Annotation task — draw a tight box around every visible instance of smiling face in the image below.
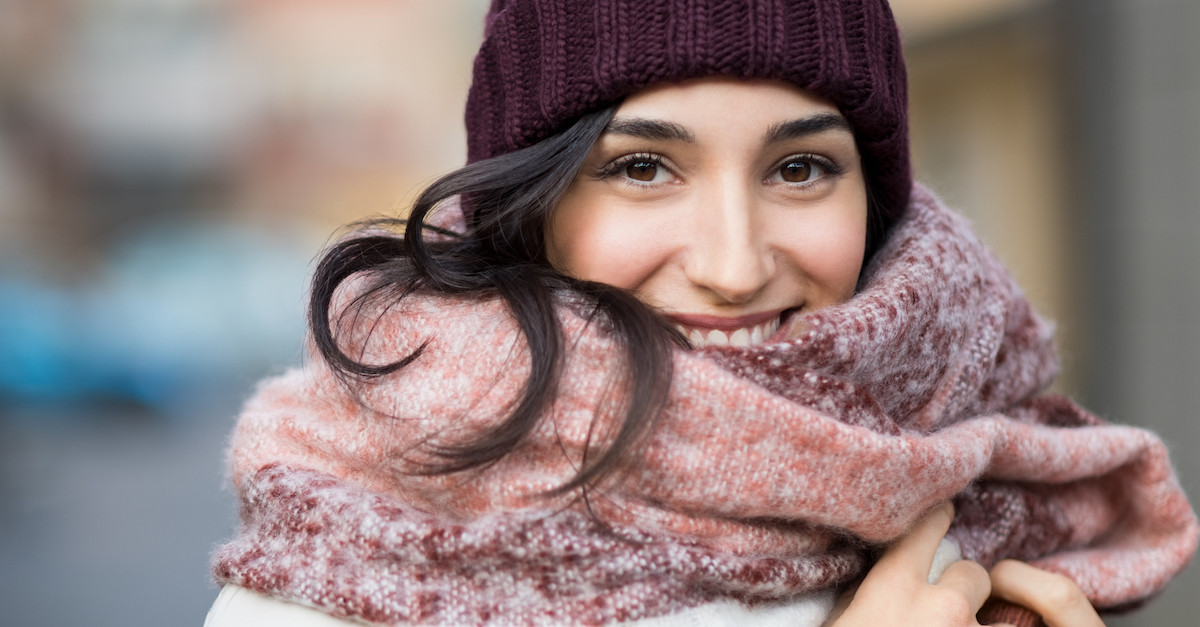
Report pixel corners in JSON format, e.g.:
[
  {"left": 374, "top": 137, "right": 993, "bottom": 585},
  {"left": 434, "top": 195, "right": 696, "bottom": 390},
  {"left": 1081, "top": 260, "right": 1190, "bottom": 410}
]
[{"left": 545, "top": 77, "right": 868, "bottom": 348}]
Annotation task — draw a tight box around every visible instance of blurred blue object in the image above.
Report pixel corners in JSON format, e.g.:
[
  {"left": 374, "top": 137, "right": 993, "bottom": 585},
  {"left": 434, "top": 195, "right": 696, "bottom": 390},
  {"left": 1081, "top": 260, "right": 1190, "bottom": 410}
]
[
  {"left": 0, "top": 219, "right": 312, "bottom": 415},
  {"left": 0, "top": 280, "right": 83, "bottom": 402}
]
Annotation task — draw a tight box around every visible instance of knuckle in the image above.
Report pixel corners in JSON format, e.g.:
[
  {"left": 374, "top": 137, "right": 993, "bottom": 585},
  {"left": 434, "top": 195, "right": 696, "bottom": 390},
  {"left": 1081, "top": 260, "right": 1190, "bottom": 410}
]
[
  {"left": 990, "top": 559, "right": 1021, "bottom": 580},
  {"left": 958, "top": 559, "right": 990, "bottom": 582},
  {"left": 927, "top": 588, "right": 975, "bottom": 624},
  {"left": 1041, "top": 573, "right": 1088, "bottom": 610}
]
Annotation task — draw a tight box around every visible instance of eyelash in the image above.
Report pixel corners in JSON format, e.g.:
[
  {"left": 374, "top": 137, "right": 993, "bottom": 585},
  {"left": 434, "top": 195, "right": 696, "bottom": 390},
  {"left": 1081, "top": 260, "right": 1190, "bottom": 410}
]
[
  {"left": 594, "top": 152, "right": 847, "bottom": 187},
  {"left": 768, "top": 153, "right": 846, "bottom": 186},
  {"left": 596, "top": 152, "right": 669, "bottom": 184}
]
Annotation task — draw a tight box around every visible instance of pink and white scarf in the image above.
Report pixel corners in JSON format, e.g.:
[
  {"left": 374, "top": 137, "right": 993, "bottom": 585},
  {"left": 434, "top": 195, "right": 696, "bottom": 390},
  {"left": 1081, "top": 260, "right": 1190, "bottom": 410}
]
[{"left": 213, "top": 185, "right": 1197, "bottom": 625}]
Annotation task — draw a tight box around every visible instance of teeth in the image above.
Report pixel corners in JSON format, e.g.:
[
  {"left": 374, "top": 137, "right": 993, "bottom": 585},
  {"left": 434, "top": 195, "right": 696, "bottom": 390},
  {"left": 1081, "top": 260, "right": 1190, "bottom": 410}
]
[{"left": 677, "top": 317, "right": 782, "bottom": 348}]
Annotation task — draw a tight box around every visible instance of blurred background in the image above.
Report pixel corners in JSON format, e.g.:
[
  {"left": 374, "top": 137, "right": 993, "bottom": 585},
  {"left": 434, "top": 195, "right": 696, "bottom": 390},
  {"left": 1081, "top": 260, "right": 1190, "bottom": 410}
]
[{"left": 0, "top": 0, "right": 1195, "bottom": 624}]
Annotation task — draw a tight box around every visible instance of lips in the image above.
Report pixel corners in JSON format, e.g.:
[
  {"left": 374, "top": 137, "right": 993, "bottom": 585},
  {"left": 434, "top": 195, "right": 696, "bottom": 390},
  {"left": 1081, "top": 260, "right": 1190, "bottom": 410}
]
[{"left": 670, "top": 315, "right": 783, "bottom": 347}]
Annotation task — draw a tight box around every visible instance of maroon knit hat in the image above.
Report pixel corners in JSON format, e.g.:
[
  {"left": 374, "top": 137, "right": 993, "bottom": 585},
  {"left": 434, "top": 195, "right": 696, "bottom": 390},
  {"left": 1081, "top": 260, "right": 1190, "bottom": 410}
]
[{"left": 464, "top": 0, "right": 911, "bottom": 219}]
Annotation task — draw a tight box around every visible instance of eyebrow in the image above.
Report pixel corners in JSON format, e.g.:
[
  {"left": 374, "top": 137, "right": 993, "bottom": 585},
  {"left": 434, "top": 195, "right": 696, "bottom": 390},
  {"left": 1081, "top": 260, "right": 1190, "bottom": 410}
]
[
  {"left": 602, "top": 117, "right": 697, "bottom": 142},
  {"left": 603, "top": 112, "right": 852, "bottom": 145},
  {"left": 763, "top": 113, "right": 852, "bottom": 144}
]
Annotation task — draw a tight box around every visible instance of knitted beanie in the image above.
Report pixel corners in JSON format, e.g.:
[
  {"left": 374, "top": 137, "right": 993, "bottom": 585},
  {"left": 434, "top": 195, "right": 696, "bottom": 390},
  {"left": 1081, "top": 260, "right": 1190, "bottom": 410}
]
[{"left": 464, "top": 0, "right": 911, "bottom": 219}]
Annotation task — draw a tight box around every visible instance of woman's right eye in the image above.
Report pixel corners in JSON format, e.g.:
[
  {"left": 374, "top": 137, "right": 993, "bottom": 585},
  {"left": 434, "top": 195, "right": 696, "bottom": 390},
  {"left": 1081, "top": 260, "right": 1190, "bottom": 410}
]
[
  {"left": 598, "top": 153, "right": 675, "bottom": 185},
  {"left": 624, "top": 160, "right": 660, "bottom": 181}
]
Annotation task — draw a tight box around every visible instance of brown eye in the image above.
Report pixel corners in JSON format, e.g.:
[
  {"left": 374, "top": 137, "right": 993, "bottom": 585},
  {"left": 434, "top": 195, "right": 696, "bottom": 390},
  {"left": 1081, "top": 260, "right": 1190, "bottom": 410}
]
[
  {"left": 626, "top": 161, "right": 658, "bottom": 181},
  {"left": 780, "top": 160, "right": 813, "bottom": 183},
  {"left": 600, "top": 153, "right": 674, "bottom": 185}
]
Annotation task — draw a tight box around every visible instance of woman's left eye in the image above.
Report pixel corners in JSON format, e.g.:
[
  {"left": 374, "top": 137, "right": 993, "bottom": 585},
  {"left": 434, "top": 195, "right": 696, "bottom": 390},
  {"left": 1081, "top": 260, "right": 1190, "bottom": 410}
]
[
  {"left": 769, "top": 155, "right": 840, "bottom": 185},
  {"left": 780, "top": 160, "right": 816, "bottom": 182}
]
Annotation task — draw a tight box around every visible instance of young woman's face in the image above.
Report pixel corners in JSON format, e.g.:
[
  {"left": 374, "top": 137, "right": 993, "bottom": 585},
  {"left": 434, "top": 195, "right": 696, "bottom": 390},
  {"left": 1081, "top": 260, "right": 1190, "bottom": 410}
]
[{"left": 546, "top": 77, "right": 868, "bottom": 347}]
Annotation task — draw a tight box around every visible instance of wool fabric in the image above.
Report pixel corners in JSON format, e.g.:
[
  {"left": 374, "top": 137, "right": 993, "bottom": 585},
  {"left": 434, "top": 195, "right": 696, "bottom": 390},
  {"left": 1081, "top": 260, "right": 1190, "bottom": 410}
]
[
  {"left": 464, "top": 0, "right": 912, "bottom": 219},
  {"left": 213, "top": 186, "right": 1197, "bottom": 626}
]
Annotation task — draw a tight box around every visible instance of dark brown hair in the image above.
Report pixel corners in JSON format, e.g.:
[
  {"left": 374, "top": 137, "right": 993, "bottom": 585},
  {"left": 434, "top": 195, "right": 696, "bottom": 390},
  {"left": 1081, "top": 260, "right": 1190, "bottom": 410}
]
[{"left": 310, "top": 106, "right": 685, "bottom": 492}]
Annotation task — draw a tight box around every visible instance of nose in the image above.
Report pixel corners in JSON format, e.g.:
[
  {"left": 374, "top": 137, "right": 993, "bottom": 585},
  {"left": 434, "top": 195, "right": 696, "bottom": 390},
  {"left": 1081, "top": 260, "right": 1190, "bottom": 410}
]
[{"left": 683, "top": 183, "right": 774, "bottom": 304}]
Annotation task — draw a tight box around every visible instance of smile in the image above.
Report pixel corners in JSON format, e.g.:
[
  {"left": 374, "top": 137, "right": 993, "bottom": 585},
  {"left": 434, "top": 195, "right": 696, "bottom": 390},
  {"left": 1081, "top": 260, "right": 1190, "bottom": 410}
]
[{"left": 671, "top": 316, "right": 782, "bottom": 347}]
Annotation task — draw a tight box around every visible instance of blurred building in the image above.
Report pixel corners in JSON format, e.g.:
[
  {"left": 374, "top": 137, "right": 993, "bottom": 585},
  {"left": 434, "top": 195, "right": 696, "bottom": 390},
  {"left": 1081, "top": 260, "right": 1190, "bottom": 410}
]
[
  {"left": 230, "top": 0, "right": 485, "bottom": 225},
  {"left": 0, "top": 0, "right": 488, "bottom": 410}
]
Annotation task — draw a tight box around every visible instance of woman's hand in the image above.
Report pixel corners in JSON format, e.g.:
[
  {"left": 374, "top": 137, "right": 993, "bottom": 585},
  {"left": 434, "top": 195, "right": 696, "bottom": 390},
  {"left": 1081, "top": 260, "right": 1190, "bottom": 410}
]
[
  {"left": 989, "top": 560, "right": 1106, "bottom": 627},
  {"left": 825, "top": 503, "right": 995, "bottom": 626},
  {"left": 824, "top": 502, "right": 1107, "bottom": 627}
]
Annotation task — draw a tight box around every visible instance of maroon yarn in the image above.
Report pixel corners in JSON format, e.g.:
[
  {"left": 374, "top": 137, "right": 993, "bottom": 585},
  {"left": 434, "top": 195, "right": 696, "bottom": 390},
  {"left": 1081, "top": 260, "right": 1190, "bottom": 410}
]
[{"left": 464, "top": 0, "right": 912, "bottom": 219}]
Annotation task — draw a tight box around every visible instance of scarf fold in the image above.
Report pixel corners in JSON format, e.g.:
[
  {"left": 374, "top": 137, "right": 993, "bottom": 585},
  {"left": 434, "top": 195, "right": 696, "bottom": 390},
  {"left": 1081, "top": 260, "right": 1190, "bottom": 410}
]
[{"left": 213, "top": 185, "right": 1197, "bottom": 625}]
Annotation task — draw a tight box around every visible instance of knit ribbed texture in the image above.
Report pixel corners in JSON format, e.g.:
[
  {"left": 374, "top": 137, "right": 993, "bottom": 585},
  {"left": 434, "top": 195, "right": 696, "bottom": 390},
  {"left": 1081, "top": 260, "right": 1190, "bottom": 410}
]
[
  {"left": 977, "top": 600, "right": 1045, "bottom": 627},
  {"left": 464, "top": 0, "right": 911, "bottom": 219},
  {"left": 212, "top": 186, "right": 1198, "bottom": 625}
]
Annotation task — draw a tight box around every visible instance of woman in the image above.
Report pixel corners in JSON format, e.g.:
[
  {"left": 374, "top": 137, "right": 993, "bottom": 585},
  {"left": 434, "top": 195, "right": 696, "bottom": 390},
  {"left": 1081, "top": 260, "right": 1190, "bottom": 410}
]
[{"left": 208, "top": 1, "right": 1198, "bottom": 625}]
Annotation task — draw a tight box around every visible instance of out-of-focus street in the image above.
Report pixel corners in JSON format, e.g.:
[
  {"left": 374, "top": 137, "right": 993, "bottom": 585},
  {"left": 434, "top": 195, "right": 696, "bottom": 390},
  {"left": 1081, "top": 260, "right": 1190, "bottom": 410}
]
[{"left": 1, "top": 400, "right": 238, "bottom": 624}]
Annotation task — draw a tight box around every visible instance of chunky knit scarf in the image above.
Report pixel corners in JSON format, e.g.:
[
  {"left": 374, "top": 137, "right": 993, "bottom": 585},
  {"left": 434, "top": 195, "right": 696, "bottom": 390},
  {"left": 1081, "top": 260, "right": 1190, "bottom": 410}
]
[{"left": 213, "top": 185, "right": 1197, "bottom": 626}]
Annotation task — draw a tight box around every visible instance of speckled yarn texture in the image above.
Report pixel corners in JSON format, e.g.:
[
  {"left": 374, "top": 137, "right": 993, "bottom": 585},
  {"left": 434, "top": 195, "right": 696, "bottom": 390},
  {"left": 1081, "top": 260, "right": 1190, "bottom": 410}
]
[{"left": 213, "top": 185, "right": 1197, "bottom": 626}]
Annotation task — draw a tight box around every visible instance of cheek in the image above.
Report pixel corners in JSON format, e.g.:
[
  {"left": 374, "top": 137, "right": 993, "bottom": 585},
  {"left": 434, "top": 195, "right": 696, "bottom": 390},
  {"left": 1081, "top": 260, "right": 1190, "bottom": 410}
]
[
  {"left": 780, "top": 204, "right": 867, "bottom": 306},
  {"left": 546, "top": 199, "right": 666, "bottom": 290},
  {"left": 819, "top": 225, "right": 867, "bottom": 299}
]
